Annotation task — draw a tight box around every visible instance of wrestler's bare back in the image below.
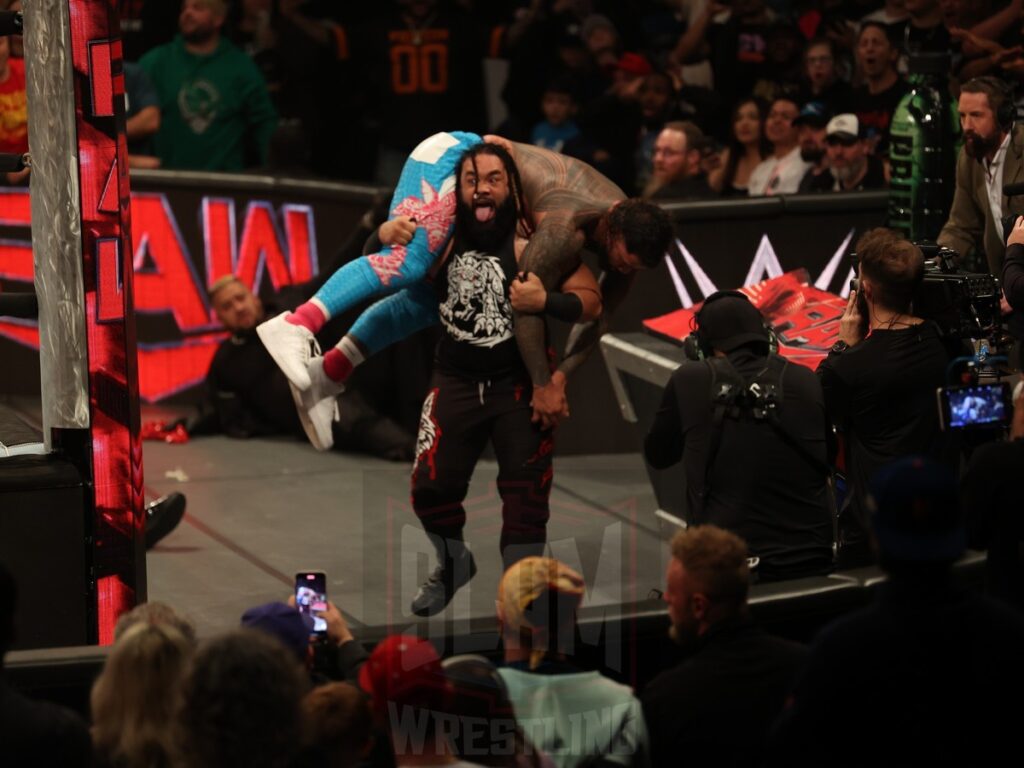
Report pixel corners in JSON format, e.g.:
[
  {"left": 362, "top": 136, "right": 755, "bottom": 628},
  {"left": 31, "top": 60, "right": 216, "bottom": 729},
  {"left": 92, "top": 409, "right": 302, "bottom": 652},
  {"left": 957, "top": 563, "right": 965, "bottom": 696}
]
[{"left": 495, "top": 139, "right": 626, "bottom": 229}]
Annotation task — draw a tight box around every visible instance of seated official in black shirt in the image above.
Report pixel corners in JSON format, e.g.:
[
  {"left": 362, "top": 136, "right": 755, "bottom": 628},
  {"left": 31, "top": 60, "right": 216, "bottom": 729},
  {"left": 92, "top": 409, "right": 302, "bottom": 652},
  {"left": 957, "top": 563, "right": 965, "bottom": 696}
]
[
  {"left": 818, "top": 229, "right": 957, "bottom": 564},
  {"left": 645, "top": 291, "right": 834, "bottom": 581},
  {"left": 202, "top": 276, "right": 416, "bottom": 460}
]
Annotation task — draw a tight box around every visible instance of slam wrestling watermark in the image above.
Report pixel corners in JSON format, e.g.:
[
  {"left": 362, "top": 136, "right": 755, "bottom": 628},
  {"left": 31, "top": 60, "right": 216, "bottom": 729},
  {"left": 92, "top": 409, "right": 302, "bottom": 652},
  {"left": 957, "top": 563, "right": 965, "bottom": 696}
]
[
  {"left": 385, "top": 701, "right": 647, "bottom": 760},
  {"left": 356, "top": 469, "right": 645, "bottom": 678}
]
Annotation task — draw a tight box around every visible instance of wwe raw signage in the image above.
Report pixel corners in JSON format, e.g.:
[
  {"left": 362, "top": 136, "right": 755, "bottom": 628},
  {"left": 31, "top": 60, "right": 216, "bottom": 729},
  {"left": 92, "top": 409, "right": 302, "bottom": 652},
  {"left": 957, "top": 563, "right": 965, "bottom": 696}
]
[{"left": 0, "top": 185, "right": 322, "bottom": 401}]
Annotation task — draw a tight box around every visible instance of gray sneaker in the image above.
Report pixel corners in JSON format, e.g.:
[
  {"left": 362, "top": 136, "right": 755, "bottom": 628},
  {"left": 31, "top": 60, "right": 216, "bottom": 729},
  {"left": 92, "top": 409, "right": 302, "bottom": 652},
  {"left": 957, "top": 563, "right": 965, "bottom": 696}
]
[{"left": 410, "top": 549, "right": 477, "bottom": 617}]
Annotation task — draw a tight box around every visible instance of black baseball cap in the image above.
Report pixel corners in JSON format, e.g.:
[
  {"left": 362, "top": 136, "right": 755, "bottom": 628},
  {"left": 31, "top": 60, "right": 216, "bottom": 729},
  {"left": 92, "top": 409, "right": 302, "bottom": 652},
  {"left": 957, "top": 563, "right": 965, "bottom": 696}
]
[
  {"left": 697, "top": 292, "right": 770, "bottom": 352},
  {"left": 793, "top": 101, "right": 830, "bottom": 128}
]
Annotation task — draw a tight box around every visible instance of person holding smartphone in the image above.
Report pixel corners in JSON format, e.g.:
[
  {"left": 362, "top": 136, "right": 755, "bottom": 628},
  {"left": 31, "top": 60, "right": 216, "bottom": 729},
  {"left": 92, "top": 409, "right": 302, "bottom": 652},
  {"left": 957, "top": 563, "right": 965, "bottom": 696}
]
[
  {"left": 816, "top": 228, "right": 958, "bottom": 566},
  {"left": 243, "top": 589, "right": 367, "bottom": 685}
]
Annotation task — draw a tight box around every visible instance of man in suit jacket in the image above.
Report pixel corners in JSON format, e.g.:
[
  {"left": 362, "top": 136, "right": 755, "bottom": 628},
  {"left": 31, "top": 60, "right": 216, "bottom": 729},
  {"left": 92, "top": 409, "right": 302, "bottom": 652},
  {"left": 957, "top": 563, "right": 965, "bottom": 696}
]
[{"left": 939, "top": 77, "right": 1024, "bottom": 282}]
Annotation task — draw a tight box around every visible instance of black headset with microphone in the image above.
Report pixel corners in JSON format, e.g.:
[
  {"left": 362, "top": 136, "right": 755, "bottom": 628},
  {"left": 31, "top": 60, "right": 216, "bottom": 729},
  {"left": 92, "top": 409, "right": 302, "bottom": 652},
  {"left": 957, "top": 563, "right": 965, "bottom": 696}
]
[{"left": 681, "top": 290, "right": 779, "bottom": 361}]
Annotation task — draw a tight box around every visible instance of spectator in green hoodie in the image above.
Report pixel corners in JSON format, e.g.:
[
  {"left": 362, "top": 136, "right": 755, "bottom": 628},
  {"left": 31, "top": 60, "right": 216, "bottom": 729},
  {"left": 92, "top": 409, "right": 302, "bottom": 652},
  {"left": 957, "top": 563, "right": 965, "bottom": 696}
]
[{"left": 140, "top": 0, "right": 277, "bottom": 172}]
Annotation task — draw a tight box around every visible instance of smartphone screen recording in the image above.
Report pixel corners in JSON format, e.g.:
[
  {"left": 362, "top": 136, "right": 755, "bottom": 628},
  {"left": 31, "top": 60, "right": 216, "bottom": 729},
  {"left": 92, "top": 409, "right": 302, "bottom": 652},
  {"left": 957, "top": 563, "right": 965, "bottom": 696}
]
[{"left": 295, "top": 571, "right": 327, "bottom": 634}]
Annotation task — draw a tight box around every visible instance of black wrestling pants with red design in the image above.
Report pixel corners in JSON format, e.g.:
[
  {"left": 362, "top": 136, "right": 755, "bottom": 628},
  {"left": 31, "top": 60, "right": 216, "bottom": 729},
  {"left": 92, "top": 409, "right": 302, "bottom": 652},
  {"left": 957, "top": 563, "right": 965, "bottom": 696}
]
[{"left": 412, "top": 368, "right": 553, "bottom": 571}]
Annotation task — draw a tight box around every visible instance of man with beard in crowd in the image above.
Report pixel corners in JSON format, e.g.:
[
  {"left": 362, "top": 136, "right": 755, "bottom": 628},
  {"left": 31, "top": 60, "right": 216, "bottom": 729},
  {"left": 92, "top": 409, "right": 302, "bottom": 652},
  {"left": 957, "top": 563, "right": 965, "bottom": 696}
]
[
  {"left": 645, "top": 121, "right": 713, "bottom": 200},
  {"left": 823, "top": 115, "right": 887, "bottom": 192},
  {"left": 939, "top": 77, "right": 1024, "bottom": 278},
  {"left": 641, "top": 526, "right": 806, "bottom": 767},
  {"left": 403, "top": 144, "right": 603, "bottom": 616},
  {"left": 139, "top": 0, "right": 277, "bottom": 171},
  {"left": 795, "top": 102, "right": 833, "bottom": 193}
]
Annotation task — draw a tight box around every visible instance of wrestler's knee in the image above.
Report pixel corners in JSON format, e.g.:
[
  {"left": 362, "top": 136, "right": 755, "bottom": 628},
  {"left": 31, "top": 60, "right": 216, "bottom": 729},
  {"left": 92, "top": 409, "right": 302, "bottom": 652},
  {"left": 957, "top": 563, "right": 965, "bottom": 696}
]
[{"left": 411, "top": 485, "right": 468, "bottom": 517}]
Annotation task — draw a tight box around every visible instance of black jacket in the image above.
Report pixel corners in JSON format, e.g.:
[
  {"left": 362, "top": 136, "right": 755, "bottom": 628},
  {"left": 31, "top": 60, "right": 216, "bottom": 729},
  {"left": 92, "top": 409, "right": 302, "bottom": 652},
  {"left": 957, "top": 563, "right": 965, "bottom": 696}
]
[{"left": 642, "top": 616, "right": 806, "bottom": 768}]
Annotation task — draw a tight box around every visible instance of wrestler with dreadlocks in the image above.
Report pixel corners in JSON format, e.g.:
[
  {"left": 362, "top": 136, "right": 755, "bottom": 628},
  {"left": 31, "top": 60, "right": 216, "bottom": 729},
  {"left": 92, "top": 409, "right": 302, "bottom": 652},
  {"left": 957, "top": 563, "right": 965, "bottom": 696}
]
[{"left": 395, "top": 142, "right": 604, "bottom": 616}]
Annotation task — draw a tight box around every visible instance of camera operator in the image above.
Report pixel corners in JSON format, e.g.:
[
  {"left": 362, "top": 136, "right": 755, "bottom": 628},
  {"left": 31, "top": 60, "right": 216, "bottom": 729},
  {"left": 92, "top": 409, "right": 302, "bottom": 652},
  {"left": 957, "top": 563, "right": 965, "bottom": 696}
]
[
  {"left": 817, "top": 229, "right": 959, "bottom": 565},
  {"left": 938, "top": 76, "right": 1024, "bottom": 279},
  {"left": 645, "top": 291, "right": 834, "bottom": 581}
]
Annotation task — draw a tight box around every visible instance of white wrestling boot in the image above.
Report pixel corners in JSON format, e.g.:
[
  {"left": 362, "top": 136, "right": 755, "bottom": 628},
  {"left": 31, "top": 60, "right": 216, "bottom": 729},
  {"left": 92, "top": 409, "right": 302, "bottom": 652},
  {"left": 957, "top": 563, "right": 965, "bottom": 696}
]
[
  {"left": 257, "top": 312, "right": 317, "bottom": 391},
  {"left": 289, "top": 357, "right": 345, "bottom": 451}
]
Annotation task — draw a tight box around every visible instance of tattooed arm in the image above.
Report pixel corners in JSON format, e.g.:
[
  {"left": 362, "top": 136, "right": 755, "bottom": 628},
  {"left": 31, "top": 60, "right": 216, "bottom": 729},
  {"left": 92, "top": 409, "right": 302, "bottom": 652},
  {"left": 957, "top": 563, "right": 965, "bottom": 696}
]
[
  {"left": 515, "top": 213, "right": 585, "bottom": 387},
  {"left": 509, "top": 143, "right": 620, "bottom": 355},
  {"left": 486, "top": 137, "right": 625, "bottom": 425},
  {"left": 558, "top": 271, "right": 634, "bottom": 378}
]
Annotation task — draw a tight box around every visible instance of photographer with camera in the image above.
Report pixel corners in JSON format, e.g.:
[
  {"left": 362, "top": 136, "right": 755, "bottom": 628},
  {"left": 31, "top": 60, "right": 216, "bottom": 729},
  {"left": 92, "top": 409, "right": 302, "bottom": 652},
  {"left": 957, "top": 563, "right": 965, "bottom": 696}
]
[
  {"left": 645, "top": 291, "right": 834, "bottom": 582},
  {"left": 817, "top": 229, "right": 958, "bottom": 565},
  {"left": 938, "top": 77, "right": 1024, "bottom": 279}
]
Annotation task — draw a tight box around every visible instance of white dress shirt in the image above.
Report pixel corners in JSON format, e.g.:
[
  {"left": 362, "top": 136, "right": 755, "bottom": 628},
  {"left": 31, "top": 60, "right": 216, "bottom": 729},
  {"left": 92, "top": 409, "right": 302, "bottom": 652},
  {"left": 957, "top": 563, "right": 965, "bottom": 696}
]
[
  {"left": 747, "top": 146, "right": 813, "bottom": 196},
  {"left": 984, "top": 132, "right": 1011, "bottom": 224}
]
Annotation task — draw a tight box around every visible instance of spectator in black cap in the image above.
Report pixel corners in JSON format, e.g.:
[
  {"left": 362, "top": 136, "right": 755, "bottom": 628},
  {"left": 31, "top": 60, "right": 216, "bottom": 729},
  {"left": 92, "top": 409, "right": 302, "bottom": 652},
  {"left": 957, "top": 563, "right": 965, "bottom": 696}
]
[
  {"left": 442, "top": 654, "right": 549, "bottom": 767},
  {"left": 645, "top": 291, "right": 834, "bottom": 581},
  {"left": 795, "top": 102, "right": 834, "bottom": 193},
  {"left": 768, "top": 455, "right": 1024, "bottom": 767},
  {"left": 824, "top": 114, "right": 888, "bottom": 191}
]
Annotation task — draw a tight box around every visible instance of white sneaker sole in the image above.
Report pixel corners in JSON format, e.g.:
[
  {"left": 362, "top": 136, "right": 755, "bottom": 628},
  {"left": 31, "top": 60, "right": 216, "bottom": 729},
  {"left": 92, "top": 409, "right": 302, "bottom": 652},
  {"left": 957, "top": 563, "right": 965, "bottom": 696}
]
[{"left": 289, "top": 381, "right": 336, "bottom": 451}]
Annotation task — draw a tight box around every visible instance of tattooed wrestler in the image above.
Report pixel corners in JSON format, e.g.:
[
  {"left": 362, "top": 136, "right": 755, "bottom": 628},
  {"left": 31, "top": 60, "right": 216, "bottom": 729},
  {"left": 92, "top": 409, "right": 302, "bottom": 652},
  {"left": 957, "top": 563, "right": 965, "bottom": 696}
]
[
  {"left": 482, "top": 137, "right": 673, "bottom": 427},
  {"left": 408, "top": 143, "right": 602, "bottom": 615},
  {"left": 260, "top": 133, "right": 671, "bottom": 446}
]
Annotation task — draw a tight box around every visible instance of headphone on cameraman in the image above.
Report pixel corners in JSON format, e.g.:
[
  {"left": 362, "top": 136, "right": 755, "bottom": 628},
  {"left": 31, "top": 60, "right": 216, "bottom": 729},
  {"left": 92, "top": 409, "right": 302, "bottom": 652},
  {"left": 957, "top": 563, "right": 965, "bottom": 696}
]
[
  {"left": 968, "top": 76, "right": 1015, "bottom": 131},
  {"left": 682, "top": 290, "right": 779, "bottom": 361}
]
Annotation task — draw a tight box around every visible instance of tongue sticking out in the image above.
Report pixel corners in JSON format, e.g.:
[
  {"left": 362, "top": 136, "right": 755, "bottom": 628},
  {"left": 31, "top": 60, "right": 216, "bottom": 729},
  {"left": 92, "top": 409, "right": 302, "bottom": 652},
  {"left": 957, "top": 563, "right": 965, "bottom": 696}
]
[{"left": 475, "top": 205, "right": 495, "bottom": 223}]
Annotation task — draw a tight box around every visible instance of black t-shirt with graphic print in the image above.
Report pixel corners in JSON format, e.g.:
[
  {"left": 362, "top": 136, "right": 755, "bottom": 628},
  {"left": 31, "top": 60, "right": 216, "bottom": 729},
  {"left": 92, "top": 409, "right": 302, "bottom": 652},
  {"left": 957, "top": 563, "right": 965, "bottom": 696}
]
[{"left": 434, "top": 228, "right": 525, "bottom": 380}]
